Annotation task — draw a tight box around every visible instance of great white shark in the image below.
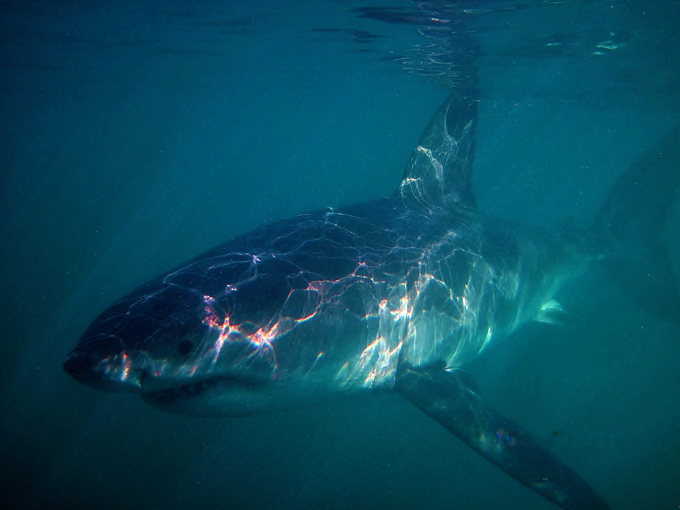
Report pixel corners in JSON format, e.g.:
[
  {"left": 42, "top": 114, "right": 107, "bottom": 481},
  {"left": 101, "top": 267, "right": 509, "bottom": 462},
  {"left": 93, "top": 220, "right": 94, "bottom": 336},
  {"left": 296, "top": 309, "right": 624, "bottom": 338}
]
[{"left": 63, "top": 91, "right": 680, "bottom": 509}]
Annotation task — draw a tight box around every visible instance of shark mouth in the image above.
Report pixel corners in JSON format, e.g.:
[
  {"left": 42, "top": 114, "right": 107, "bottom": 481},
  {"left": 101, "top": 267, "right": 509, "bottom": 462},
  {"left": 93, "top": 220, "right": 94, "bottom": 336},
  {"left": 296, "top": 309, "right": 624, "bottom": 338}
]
[
  {"left": 141, "top": 376, "right": 224, "bottom": 405},
  {"left": 139, "top": 375, "right": 269, "bottom": 416}
]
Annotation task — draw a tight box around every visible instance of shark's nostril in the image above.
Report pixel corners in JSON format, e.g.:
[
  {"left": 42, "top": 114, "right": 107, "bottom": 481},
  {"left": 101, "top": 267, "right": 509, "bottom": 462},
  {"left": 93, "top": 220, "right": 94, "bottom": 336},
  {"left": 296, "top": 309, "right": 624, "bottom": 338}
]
[
  {"left": 62, "top": 349, "right": 143, "bottom": 392},
  {"left": 62, "top": 351, "right": 93, "bottom": 378},
  {"left": 63, "top": 335, "right": 124, "bottom": 384},
  {"left": 63, "top": 333, "right": 143, "bottom": 392}
]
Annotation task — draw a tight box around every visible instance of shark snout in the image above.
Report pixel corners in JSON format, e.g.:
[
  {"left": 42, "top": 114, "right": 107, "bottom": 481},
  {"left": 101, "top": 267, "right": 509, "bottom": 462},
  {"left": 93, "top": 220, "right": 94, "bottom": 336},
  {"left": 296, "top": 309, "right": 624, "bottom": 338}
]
[{"left": 63, "top": 336, "right": 143, "bottom": 392}]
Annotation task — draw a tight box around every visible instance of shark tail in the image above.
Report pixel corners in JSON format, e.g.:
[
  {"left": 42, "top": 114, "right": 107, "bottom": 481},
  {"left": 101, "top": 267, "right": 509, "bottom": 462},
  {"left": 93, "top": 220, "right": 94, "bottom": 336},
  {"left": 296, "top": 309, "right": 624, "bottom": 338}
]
[{"left": 595, "top": 126, "right": 680, "bottom": 326}]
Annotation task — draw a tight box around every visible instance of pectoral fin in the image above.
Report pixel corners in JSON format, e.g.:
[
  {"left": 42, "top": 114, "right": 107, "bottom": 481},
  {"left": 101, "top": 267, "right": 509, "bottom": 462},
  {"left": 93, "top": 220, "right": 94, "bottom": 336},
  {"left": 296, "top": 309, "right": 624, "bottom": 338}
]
[{"left": 395, "top": 364, "right": 610, "bottom": 509}]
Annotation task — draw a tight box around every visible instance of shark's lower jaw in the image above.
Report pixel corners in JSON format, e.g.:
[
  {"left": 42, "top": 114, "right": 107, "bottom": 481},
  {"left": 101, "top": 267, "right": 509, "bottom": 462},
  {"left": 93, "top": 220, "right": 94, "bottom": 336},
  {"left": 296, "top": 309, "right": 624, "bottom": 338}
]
[
  {"left": 140, "top": 376, "right": 272, "bottom": 416},
  {"left": 141, "top": 376, "right": 224, "bottom": 404}
]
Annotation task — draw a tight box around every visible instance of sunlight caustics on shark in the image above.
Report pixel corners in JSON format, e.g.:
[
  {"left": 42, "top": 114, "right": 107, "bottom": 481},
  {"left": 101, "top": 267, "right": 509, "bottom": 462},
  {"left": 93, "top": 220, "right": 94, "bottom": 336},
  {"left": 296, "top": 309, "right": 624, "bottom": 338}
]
[{"left": 63, "top": 90, "right": 680, "bottom": 510}]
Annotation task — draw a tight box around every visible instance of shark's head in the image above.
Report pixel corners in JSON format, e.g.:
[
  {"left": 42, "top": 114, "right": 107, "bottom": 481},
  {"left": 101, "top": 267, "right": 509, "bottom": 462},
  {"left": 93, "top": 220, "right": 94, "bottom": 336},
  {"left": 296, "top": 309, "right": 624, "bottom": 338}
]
[
  {"left": 63, "top": 248, "right": 379, "bottom": 415},
  {"left": 63, "top": 264, "right": 292, "bottom": 415}
]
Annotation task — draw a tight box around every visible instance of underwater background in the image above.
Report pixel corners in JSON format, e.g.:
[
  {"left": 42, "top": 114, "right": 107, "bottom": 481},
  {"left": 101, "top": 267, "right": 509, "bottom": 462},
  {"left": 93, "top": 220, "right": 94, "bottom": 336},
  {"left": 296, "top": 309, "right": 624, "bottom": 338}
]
[{"left": 1, "top": 1, "right": 679, "bottom": 509}]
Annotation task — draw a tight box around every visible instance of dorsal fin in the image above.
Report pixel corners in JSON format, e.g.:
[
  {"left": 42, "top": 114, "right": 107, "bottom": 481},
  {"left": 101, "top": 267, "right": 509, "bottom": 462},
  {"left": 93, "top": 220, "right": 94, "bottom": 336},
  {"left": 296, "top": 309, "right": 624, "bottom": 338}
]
[{"left": 396, "top": 90, "right": 478, "bottom": 210}]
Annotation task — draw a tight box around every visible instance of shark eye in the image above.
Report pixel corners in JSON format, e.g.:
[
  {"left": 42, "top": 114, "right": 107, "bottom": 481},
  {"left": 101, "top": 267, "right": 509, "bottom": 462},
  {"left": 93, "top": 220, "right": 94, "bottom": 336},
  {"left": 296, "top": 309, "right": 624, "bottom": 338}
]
[{"left": 177, "top": 340, "right": 194, "bottom": 356}]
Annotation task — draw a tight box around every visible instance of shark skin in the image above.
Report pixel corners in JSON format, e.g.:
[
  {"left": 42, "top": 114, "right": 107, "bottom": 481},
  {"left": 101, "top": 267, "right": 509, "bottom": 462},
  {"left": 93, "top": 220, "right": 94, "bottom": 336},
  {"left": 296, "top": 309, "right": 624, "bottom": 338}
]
[{"left": 64, "top": 90, "right": 680, "bottom": 509}]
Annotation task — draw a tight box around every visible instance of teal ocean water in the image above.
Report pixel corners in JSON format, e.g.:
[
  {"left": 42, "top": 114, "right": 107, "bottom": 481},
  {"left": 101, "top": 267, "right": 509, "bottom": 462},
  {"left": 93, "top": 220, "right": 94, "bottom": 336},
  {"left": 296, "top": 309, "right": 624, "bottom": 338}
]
[{"left": 1, "top": 1, "right": 679, "bottom": 509}]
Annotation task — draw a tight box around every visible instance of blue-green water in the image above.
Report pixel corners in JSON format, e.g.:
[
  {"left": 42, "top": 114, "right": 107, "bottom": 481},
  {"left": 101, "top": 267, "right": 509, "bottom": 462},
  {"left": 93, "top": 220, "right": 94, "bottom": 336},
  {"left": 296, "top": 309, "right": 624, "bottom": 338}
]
[{"left": 1, "top": 1, "right": 679, "bottom": 509}]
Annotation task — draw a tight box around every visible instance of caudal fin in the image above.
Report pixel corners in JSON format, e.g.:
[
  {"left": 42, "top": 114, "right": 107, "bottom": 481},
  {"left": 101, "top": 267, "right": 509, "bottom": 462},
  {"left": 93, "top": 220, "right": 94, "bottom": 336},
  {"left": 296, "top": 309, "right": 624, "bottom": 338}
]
[{"left": 596, "top": 126, "right": 680, "bottom": 325}]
